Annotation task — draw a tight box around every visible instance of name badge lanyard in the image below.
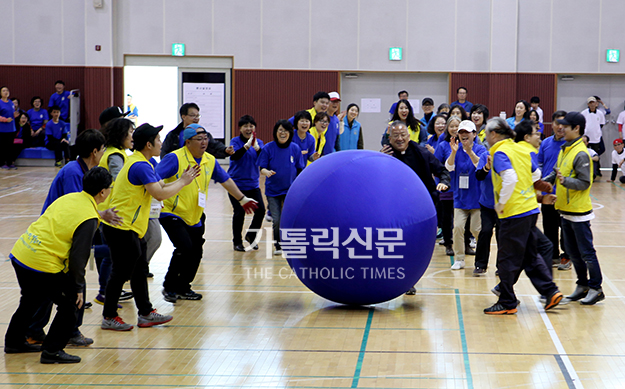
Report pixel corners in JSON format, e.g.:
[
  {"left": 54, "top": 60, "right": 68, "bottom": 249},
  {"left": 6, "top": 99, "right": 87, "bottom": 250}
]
[{"left": 184, "top": 148, "right": 209, "bottom": 208}]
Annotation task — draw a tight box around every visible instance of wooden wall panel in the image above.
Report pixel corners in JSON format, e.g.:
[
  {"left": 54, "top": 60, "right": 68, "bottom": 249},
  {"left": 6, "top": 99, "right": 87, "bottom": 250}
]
[
  {"left": 0, "top": 65, "right": 123, "bottom": 131},
  {"left": 451, "top": 72, "right": 557, "bottom": 136},
  {"left": 233, "top": 70, "right": 340, "bottom": 143}
]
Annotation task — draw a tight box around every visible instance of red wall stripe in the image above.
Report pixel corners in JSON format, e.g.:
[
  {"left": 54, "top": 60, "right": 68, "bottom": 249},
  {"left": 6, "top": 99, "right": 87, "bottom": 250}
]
[{"left": 233, "top": 70, "right": 340, "bottom": 144}]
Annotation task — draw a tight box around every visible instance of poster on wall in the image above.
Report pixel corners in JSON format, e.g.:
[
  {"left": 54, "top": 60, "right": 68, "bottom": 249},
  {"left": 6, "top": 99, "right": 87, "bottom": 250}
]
[{"left": 182, "top": 72, "right": 226, "bottom": 139}]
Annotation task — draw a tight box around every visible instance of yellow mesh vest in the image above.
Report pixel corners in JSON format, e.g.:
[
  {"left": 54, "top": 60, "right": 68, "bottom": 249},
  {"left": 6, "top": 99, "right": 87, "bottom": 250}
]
[
  {"left": 555, "top": 138, "right": 593, "bottom": 214},
  {"left": 11, "top": 192, "right": 99, "bottom": 273},
  {"left": 104, "top": 150, "right": 153, "bottom": 238},
  {"left": 162, "top": 147, "right": 215, "bottom": 226},
  {"left": 97, "top": 147, "right": 126, "bottom": 211},
  {"left": 490, "top": 139, "right": 538, "bottom": 219}
]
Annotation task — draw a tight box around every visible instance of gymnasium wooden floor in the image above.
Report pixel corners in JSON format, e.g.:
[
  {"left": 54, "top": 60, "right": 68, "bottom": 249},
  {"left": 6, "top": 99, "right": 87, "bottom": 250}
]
[{"left": 1, "top": 166, "right": 624, "bottom": 389}]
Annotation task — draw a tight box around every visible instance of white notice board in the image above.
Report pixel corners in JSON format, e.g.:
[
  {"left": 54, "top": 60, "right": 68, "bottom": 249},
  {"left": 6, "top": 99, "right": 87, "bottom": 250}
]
[{"left": 182, "top": 83, "right": 225, "bottom": 138}]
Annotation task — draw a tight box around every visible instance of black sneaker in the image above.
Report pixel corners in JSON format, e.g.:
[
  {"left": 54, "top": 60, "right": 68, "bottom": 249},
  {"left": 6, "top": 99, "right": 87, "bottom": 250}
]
[
  {"left": 162, "top": 289, "right": 177, "bottom": 303},
  {"left": 445, "top": 245, "right": 454, "bottom": 256},
  {"left": 473, "top": 267, "right": 487, "bottom": 276},
  {"left": 147, "top": 272, "right": 154, "bottom": 278},
  {"left": 465, "top": 246, "right": 476, "bottom": 256},
  {"left": 84, "top": 302, "right": 92, "bottom": 309},
  {"left": 5, "top": 342, "right": 41, "bottom": 354},
  {"left": 40, "top": 350, "right": 81, "bottom": 364},
  {"left": 405, "top": 287, "right": 416, "bottom": 295},
  {"left": 233, "top": 244, "right": 245, "bottom": 252},
  {"left": 176, "top": 290, "right": 203, "bottom": 300},
  {"left": 484, "top": 303, "right": 517, "bottom": 315},
  {"left": 119, "top": 290, "right": 134, "bottom": 301}
]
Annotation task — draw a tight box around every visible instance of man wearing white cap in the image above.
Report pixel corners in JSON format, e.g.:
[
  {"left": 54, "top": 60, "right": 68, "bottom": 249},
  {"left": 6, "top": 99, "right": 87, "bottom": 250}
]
[
  {"left": 581, "top": 96, "right": 606, "bottom": 177},
  {"left": 325, "top": 91, "right": 344, "bottom": 154}
]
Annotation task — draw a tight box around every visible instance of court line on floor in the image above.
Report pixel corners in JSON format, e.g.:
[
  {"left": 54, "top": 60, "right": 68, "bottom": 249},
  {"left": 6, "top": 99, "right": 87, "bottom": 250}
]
[
  {"left": 0, "top": 187, "right": 31, "bottom": 200},
  {"left": 533, "top": 296, "right": 583, "bottom": 389},
  {"left": 611, "top": 181, "right": 625, "bottom": 191},
  {"left": 351, "top": 308, "right": 373, "bottom": 388},
  {"left": 455, "top": 288, "right": 474, "bottom": 389}
]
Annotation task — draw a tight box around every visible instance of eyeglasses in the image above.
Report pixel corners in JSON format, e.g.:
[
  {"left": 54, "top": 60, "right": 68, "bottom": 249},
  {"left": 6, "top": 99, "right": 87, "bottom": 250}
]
[
  {"left": 186, "top": 114, "right": 201, "bottom": 119},
  {"left": 317, "top": 120, "right": 329, "bottom": 125}
]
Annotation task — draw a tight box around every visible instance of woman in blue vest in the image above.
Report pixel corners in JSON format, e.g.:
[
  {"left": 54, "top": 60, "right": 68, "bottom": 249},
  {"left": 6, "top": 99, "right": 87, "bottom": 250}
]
[
  {"left": 506, "top": 100, "right": 530, "bottom": 130},
  {"left": 339, "top": 103, "right": 363, "bottom": 150}
]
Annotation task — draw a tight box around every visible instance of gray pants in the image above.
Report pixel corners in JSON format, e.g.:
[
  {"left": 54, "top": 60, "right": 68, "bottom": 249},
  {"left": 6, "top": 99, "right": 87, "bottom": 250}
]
[{"left": 144, "top": 218, "right": 162, "bottom": 264}]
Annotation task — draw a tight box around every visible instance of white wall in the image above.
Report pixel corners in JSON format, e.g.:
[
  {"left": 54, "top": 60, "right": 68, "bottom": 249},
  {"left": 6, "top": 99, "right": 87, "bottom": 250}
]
[{"left": 4, "top": 0, "right": 625, "bottom": 74}]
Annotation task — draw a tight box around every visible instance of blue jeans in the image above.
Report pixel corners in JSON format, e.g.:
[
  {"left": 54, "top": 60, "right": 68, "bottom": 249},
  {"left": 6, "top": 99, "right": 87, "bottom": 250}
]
[
  {"left": 267, "top": 195, "right": 286, "bottom": 249},
  {"left": 561, "top": 218, "right": 603, "bottom": 289}
]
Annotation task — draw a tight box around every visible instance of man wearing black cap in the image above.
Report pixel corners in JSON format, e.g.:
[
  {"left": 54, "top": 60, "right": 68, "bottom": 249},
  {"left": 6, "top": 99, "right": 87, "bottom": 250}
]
[
  {"left": 544, "top": 112, "right": 605, "bottom": 305},
  {"left": 420, "top": 98, "right": 435, "bottom": 128},
  {"left": 161, "top": 103, "right": 234, "bottom": 159},
  {"left": 99, "top": 106, "right": 129, "bottom": 127},
  {"left": 101, "top": 123, "right": 200, "bottom": 331}
]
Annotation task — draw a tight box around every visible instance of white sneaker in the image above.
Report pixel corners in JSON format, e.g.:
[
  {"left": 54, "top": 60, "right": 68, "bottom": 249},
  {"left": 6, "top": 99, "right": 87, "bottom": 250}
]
[
  {"left": 470, "top": 237, "right": 477, "bottom": 249},
  {"left": 265, "top": 215, "right": 273, "bottom": 222},
  {"left": 451, "top": 260, "right": 465, "bottom": 270},
  {"left": 273, "top": 249, "right": 283, "bottom": 255}
]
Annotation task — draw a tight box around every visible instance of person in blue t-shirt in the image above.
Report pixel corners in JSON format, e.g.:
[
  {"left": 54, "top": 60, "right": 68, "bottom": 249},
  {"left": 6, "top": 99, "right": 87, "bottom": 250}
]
[
  {"left": 228, "top": 115, "right": 267, "bottom": 251},
  {"left": 258, "top": 120, "right": 305, "bottom": 255},
  {"left": 537, "top": 110, "right": 569, "bottom": 269},
  {"left": 443, "top": 120, "right": 488, "bottom": 270},
  {"left": 450, "top": 86, "right": 473, "bottom": 113},
  {"left": 0, "top": 86, "right": 16, "bottom": 169},
  {"left": 45, "top": 106, "right": 71, "bottom": 166},
  {"left": 27, "top": 96, "right": 48, "bottom": 146},
  {"left": 48, "top": 80, "right": 72, "bottom": 122},
  {"left": 292, "top": 110, "right": 317, "bottom": 164}
]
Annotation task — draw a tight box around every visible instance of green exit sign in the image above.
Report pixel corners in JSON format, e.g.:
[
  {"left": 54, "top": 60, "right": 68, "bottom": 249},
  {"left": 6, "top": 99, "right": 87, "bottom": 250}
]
[
  {"left": 172, "top": 43, "right": 186, "bottom": 57},
  {"left": 607, "top": 49, "right": 620, "bottom": 63},
  {"left": 389, "top": 47, "right": 402, "bottom": 61}
]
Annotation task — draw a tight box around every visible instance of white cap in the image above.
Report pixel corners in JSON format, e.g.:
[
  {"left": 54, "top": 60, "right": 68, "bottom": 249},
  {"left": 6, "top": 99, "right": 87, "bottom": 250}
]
[
  {"left": 328, "top": 92, "right": 341, "bottom": 101},
  {"left": 458, "top": 120, "right": 476, "bottom": 132}
]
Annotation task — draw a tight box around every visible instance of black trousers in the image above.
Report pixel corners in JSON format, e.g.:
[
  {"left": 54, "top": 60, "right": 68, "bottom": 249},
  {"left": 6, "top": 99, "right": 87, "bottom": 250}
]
[
  {"left": 102, "top": 225, "right": 153, "bottom": 318},
  {"left": 541, "top": 204, "right": 566, "bottom": 259},
  {"left": 497, "top": 214, "right": 558, "bottom": 309},
  {"left": 0, "top": 132, "right": 14, "bottom": 166},
  {"left": 474, "top": 205, "right": 500, "bottom": 269},
  {"left": 160, "top": 215, "right": 205, "bottom": 293},
  {"left": 228, "top": 188, "right": 266, "bottom": 246},
  {"left": 439, "top": 199, "right": 454, "bottom": 245},
  {"left": 45, "top": 138, "right": 70, "bottom": 162},
  {"left": 588, "top": 139, "right": 605, "bottom": 176},
  {"left": 5, "top": 261, "right": 76, "bottom": 353}
]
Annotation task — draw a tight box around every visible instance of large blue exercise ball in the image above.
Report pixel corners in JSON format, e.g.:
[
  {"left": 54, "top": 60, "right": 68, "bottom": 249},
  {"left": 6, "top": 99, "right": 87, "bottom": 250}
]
[{"left": 280, "top": 150, "right": 437, "bottom": 305}]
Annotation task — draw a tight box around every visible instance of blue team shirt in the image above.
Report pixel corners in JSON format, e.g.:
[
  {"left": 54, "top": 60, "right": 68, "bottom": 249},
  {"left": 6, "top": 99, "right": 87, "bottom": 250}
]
[
  {"left": 293, "top": 132, "right": 316, "bottom": 163},
  {"left": 49, "top": 91, "right": 71, "bottom": 119},
  {"left": 435, "top": 140, "right": 487, "bottom": 210},
  {"left": 493, "top": 150, "right": 540, "bottom": 219},
  {"left": 45, "top": 120, "right": 68, "bottom": 144},
  {"left": 27, "top": 108, "right": 49, "bottom": 131},
  {"left": 0, "top": 100, "right": 14, "bottom": 133},
  {"left": 257, "top": 142, "right": 304, "bottom": 197},
  {"left": 537, "top": 135, "right": 566, "bottom": 194},
  {"left": 477, "top": 153, "right": 495, "bottom": 209},
  {"left": 227, "top": 136, "right": 264, "bottom": 190},
  {"left": 322, "top": 115, "right": 339, "bottom": 155},
  {"left": 42, "top": 159, "right": 88, "bottom": 213},
  {"left": 155, "top": 153, "right": 230, "bottom": 185},
  {"left": 451, "top": 100, "right": 473, "bottom": 113}
]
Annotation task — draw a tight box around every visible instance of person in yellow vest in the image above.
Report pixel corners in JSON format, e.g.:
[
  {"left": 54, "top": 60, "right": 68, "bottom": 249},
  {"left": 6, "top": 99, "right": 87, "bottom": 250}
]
[
  {"left": 381, "top": 99, "right": 427, "bottom": 146},
  {"left": 101, "top": 123, "right": 200, "bottom": 331},
  {"left": 308, "top": 112, "right": 331, "bottom": 162},
  {"left": 484, "top": 117, "right": 563, "bottom": 315},
  {"left": 5, "top": 167, "right": 112, "bottom": 364},
  {"left": 156, "top": 124, "right": 258, "bottom": 303},
  {"left": 544, "top": 112, "right": 605, "bottom": 305},
  {"left": 94, "top": 117, "right": 137, "bottom": 306}
]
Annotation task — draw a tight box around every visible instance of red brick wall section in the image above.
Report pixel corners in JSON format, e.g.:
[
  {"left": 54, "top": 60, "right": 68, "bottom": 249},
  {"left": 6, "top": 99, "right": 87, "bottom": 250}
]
[
  {"left": 450, "top": 73, "right": 557, "bottom": 136},
  {"left": 233, "top": 70, "right": 340, "bottom": 143},
  {"left": 0, "top": 65, "right": 123, "bottom": 131}
]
